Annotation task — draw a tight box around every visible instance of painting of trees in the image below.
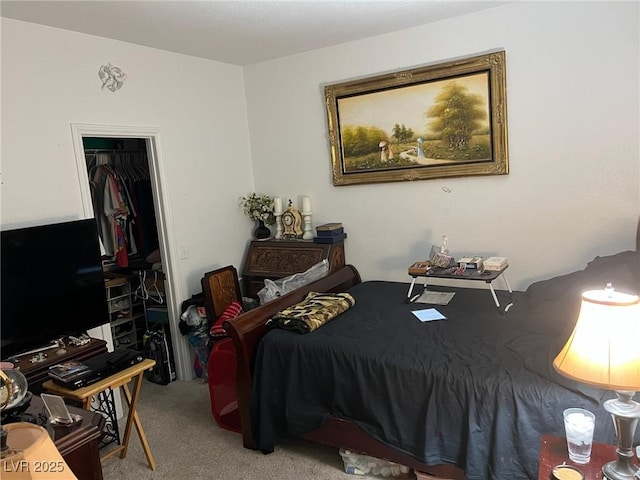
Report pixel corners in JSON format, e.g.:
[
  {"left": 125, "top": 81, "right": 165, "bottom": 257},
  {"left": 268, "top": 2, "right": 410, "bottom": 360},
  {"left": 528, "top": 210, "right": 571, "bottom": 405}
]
[
  {"left": 324, "top": 50, "right": 508, "bottom": 185},
  {"left": 392, "top": 124, "right": 414, "bottom": 143},
  {"left": 341, "top": 125, "right": 388, "bottom": 157},
  {"left": 426, "top": 83, "right": 487, "bottom": 151}
]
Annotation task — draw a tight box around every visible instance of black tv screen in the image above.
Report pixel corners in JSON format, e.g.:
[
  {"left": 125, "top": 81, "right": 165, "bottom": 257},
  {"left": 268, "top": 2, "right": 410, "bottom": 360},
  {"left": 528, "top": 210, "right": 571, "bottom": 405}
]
[{"left": 1, "top": 219, "right": 110, "bottom": 359}]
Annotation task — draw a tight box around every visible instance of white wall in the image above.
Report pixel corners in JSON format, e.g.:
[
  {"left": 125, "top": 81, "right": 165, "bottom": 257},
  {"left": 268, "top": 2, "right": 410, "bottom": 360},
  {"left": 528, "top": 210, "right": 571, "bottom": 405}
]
[
  {"left": 244, "top": 1, "right": 640, "bottom": 291},
  {"left": 1, "top": 19, "right": 256, "bottom": 378}
]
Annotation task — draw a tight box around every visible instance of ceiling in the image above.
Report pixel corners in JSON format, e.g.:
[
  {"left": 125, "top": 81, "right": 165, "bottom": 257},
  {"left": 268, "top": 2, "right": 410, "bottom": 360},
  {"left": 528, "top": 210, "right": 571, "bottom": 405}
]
[{"left": 1, "top": 0, "right": 510, "bottom": 66}]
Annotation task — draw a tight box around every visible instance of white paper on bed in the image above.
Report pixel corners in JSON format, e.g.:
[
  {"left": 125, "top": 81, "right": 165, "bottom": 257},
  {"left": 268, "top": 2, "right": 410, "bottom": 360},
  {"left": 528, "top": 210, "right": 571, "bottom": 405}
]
[
  {"left": 411, "top": 308, "right": 447, "bottom": 322},
  {"left": 414, "top": 291, "right": 455, "bottom": 305}
]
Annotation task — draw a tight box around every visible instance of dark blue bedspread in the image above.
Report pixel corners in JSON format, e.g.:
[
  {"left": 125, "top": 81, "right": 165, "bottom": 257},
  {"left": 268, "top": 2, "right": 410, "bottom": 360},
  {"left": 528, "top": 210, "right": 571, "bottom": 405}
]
[{"left": 249, "top": 280, "right": 633, "bottom": 479}]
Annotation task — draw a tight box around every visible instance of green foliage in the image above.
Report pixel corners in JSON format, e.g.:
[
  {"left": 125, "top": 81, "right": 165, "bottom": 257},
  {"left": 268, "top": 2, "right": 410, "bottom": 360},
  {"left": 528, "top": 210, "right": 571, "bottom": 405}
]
[
  {"left": 239, "top": 193, "right": 276, "bottom": 225},
  {"left": 422, "top": 134, "right": 491, "bottom": 160},
  {"left": 343, "top": 153, "right": 418, "bottom": 172},
  {"left": 392, "top": 123, "right": 414, "bottom": 143},
  {"left": 426, "top": 83, "right": 487, "bottom": 151},
  {"left": 341, "top": 126, "right": 388, "bottom": 157}
]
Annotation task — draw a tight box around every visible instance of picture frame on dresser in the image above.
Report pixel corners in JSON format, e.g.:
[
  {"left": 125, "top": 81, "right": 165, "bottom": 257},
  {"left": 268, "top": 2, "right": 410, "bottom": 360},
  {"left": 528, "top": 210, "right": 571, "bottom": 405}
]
[{"left": 324, "top": 50, "right": 509, "bottom": 186}]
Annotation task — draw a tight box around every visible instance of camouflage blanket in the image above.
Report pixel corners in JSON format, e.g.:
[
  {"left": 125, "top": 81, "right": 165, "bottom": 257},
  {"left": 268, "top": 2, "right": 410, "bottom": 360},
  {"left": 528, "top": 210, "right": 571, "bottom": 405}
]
[{"left": 271, "top": 291, "right": 355, "bottom": 333}]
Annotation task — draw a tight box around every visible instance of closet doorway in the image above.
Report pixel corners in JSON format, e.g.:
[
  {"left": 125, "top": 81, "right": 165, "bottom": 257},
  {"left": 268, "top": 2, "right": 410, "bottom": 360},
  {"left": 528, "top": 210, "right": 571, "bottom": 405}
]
[{"left": 71, "top": 124, "right": 190, "bottom": 381}]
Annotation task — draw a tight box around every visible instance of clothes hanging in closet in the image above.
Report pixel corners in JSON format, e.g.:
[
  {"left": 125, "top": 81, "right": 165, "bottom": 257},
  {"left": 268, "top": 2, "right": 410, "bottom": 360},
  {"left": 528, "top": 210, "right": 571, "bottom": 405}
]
[{"left": 87, "top": 151, "right": 159, "bottom": 267}]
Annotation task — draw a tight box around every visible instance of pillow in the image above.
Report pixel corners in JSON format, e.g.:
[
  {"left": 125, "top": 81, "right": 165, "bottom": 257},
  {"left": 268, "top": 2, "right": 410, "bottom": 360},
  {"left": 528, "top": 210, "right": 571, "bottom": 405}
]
[
  {"left": 518, "top": 250, "right": 639, "bottom": 336},
  {"left": 584, "top": 250, "right": 639, "bottom": 285},
  {"left": 271, "top": 291, "right": 355, "bottom": 334},
  {"left": 210, "top": 300, "right": 244, "bottom": 337}
]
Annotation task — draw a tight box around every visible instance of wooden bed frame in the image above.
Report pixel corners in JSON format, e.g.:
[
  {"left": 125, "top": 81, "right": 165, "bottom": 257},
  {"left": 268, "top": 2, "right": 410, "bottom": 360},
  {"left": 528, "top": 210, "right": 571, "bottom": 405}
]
[
  {"left": 224, "top": 264, "right": 465, "bottom": 478},
  {"left": 223, "top": 217, "right": 640, "bottom": 478}
]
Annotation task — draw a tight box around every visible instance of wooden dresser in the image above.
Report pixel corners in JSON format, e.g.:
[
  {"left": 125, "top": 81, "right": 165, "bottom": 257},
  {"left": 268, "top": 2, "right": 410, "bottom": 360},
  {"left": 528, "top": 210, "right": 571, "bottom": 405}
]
[{"left": 242, "top": 239, "right": 346, "bottom": 298}]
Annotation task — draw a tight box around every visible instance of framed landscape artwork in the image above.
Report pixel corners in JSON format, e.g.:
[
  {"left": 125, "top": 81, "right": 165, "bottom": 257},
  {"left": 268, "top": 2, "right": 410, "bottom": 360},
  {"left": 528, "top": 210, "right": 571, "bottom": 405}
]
[{"left": 324, "top": 50, "right": 508, "bottom": 186}]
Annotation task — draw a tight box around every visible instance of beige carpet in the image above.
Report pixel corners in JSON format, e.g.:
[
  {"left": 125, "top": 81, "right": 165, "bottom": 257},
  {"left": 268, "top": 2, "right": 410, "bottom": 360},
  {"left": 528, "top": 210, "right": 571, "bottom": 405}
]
[{"left": 100, "top": 378, "right": 355, "bottom": 480}]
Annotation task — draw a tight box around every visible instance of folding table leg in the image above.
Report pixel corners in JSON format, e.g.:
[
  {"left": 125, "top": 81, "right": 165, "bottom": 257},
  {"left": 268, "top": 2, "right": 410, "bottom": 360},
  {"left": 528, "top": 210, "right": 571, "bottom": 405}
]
[{"left": 120, "top": 377, "right": 156, "bottom": 470}]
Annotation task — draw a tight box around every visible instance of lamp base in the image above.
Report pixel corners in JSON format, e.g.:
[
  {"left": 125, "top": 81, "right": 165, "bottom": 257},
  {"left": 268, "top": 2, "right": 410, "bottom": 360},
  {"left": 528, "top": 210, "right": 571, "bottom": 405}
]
[
  {"left": 602, "top": 457, "right": 639, "bottom": 480},
  {"left": 602, "top": 391, "right": 640, "bottom": 480}
]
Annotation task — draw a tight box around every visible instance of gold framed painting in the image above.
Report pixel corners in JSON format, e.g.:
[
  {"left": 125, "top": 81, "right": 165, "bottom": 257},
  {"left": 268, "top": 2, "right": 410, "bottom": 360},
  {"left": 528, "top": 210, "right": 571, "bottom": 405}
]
[{"left": 324, "top": 50, "right": 508, "bottom": 186}]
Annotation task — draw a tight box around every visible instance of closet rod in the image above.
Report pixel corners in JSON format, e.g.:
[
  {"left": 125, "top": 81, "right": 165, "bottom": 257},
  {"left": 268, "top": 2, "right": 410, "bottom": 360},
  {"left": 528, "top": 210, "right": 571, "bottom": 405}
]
[{"left": 84, "top": 148, "right": 146, "bottom": 154}]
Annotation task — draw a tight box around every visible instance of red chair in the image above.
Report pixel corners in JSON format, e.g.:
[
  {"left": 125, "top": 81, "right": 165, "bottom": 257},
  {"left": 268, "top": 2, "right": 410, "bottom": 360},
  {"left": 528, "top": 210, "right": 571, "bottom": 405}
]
[{"left": 201, "top": 265, "right": 242, "bottom": 327}]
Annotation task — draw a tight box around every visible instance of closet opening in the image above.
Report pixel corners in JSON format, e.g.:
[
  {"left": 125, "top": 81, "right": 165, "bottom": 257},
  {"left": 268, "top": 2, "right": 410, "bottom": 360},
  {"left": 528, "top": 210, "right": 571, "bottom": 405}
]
[
  {"left": 85, "top": 136, "right": 171, "bottom": 358},
  {"left": 71, "top": 124, "right": 190, "bottom": 381}
]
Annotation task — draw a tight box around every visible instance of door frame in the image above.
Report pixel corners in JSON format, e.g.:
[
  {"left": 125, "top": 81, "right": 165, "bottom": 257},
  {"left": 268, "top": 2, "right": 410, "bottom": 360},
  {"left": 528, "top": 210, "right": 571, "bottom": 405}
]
[{"left": 71, "top": 123, "right": 191, "bottom": 381}]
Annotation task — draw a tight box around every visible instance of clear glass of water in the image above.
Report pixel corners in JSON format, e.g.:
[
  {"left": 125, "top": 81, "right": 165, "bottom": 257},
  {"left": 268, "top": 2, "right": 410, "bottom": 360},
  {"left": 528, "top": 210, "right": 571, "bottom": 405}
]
[{"left": 563, "top": 407, "right": 596, "bottom": 464}]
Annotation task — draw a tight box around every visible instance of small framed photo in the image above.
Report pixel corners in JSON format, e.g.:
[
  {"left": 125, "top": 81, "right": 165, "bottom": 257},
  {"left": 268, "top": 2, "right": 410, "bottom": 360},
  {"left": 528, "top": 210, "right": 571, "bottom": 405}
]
[{"left": 41, "top": 393, "right": 73, "bottom": 424}]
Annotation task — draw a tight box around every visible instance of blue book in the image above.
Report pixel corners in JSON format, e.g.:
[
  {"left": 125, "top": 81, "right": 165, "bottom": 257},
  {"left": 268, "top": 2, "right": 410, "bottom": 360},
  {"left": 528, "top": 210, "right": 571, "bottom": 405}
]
[
  {"left": 313, "top": 232, "right": 347, "bottom": 244},
  {"left": 316, "top": 227, "right": 344, "bottom": 237}
]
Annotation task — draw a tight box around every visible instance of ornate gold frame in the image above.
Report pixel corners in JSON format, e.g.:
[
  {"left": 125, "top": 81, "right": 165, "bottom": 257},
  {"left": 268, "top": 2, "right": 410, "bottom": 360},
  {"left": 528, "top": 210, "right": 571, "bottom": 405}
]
[{"left": 324, "top": 50, "right": 508, "bottom": 186}]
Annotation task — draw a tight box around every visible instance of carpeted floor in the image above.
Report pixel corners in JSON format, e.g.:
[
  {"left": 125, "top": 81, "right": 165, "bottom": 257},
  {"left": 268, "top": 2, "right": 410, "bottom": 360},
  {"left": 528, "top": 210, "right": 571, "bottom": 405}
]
[{"left": 100, "top": 378, "right": 352, "bottom": 480}]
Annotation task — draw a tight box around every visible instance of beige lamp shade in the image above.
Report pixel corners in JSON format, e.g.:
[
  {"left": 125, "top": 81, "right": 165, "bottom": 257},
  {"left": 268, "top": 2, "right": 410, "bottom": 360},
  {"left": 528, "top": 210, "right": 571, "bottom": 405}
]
[
  {"left": 553, "top": 289, "right": 640, "bottom": 391},
  {"left": 1, "top": 423, "right": 77, "bottom": 480}
]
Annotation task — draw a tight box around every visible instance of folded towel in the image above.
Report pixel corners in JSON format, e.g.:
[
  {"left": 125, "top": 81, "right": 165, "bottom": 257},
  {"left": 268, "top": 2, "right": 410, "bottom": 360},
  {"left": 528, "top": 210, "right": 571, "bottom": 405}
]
[{"left": 271, "top": 291, "right": 355, "bottom": 334}]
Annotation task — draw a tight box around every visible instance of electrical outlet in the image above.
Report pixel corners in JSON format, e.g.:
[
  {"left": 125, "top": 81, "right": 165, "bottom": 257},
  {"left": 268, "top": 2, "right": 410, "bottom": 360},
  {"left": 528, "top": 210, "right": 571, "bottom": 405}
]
[{"left": 179, "top": 244, "right": 189, "bottom": 260}]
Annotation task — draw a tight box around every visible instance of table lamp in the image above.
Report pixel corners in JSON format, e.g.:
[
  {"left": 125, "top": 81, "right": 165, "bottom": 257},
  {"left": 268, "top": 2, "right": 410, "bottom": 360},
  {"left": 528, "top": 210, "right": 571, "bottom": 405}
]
[
  {"left": 1, "top": 422, "right": 77, "bottom": 479},
  {"left": 553, "top": 284, "right": 640, "bottom": 480}
]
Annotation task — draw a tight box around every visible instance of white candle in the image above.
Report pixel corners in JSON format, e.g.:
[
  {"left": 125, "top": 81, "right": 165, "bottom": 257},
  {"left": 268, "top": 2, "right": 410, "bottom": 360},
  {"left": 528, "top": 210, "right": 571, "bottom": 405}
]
[
  {"left": 274, "top": 197, "right": 282, "bottom": 215},
  {"left": 302, "top": 196, "right": 311, "bottom": 213}
]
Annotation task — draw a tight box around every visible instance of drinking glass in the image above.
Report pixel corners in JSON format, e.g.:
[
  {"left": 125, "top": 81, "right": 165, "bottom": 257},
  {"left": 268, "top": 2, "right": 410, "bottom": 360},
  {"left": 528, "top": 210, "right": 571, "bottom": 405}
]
[{"left": 563, "top": 407, "right": 595, "bottom": 464}]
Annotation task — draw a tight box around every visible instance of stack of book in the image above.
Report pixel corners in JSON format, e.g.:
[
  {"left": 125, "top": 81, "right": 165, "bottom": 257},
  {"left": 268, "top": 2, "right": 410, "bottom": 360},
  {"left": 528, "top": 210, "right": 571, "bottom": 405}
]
[
  {"left": 48, "top": 360, "right": 92, "bottom": 385},
  {"left": 314, "top": 223, "right": 347, "bottom": 244}
]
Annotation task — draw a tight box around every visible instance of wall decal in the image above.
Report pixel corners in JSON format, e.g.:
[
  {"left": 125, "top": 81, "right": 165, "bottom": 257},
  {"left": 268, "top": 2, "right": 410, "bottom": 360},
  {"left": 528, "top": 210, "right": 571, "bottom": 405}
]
[{"left": 98, "top": 63, "right": 127, "bottom": 92}]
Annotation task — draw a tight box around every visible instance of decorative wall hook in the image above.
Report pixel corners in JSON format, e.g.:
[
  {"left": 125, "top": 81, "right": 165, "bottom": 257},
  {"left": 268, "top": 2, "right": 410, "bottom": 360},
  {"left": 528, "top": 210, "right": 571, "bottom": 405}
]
[{"left": 98, "top": 63, "right": 127, "bottom": 92}]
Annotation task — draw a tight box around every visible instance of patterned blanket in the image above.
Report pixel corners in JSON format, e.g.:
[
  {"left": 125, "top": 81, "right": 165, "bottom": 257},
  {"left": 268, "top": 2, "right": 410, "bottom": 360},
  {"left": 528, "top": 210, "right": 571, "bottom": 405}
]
[{"left": 271, "top": 291, "right": 355, "bottom": 333}]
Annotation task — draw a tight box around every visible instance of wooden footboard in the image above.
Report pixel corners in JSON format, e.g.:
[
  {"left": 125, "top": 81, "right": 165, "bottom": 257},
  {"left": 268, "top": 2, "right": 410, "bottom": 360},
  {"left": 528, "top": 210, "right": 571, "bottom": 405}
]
[{"left": 223, "top": 264, "right": 362, "bottom": 450}]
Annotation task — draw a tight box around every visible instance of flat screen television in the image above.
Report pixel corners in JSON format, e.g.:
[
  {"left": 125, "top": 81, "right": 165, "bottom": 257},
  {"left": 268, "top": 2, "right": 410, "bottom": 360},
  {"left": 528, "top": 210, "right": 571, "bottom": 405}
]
[{"left": 1, "top": 219, "right": 110, "bottom": 359}]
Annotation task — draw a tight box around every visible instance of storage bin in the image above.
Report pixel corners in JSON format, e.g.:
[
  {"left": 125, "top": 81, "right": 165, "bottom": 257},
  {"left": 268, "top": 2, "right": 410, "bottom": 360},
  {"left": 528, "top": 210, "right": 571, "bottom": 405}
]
[
  {"left": 339, "top": 449, "right": 411, "bottom": 478},
  {"left": 207, "top": 338, "right": 241, "bottom": 433}
]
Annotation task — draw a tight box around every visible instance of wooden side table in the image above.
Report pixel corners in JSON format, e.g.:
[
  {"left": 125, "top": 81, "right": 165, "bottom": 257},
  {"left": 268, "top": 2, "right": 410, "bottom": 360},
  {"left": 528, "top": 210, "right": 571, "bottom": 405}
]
[
  {"left": 22, "top": 396, "right": 105, "bottom": 480},
  {"left": 42, "top": 358, "right": 157, "bottom": 471},
  {"left": 538, "top": 434, "right": 625, "bottom": 480}
]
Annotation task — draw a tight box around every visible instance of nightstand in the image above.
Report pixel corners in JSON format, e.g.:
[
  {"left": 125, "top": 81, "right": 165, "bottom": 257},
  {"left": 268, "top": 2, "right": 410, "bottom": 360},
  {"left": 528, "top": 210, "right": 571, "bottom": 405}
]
[{"left": 538, "top": 434, "right": 621, "bottom": 480}]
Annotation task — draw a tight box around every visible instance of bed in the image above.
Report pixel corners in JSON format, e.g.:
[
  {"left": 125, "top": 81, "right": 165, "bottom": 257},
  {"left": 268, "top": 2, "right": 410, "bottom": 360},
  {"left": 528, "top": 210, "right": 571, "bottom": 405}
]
[{"left": 224, "top": 229, "right": 640, "bottom": 479}]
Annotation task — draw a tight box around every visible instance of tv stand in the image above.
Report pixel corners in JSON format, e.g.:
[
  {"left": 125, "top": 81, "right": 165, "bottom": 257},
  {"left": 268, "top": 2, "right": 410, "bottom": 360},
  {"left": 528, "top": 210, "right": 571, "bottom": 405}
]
[
  {"left": 6, "top": 337, "right": 108, "bottom": 394},
  {"left": 7, "top": 341, "right": 62, "bottom": 362}
]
